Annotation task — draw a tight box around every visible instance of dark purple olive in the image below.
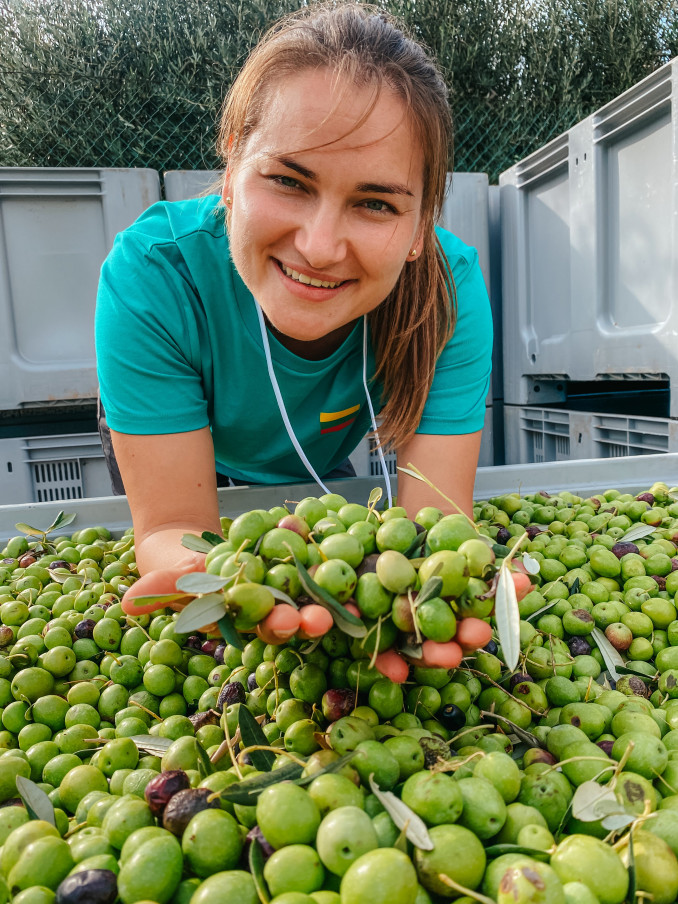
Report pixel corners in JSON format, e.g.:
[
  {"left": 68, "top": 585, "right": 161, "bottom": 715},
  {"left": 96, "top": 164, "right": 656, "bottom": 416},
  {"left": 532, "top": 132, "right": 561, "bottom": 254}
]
[
  {"left": 144, "top": 769, "right": 191, "bottom": 818},
  {"left": 48, "top": 559, "right": 73, "bottom": 571},
  {"left": 537, "top": 490, "right": 551, "bottom": 498},
  {"left": 163, "top": 788, "right": 220, "bottom": 836},
  {"left": 611, "top": 541, "right": 640, "bottom": 559},
  {"left": 355, "top": 553, "right": 379, "bottom": 578},
  {"left": 321, "top": 688, "right": 356, "bottom": 723},
  {"left": 0, "top": 626, "right": 14, "bottom": 647},
  {"left": 525, "top": 525, "right": 546, "bottom": 540},
  {"left": 438, "top": 704, "right": 466, "bottom": 731},
  {"left": 483, "top": 640, "right": 499, "bottom": 655},
  {"left": 185, "top": 635, "right": 203, "bottom": 652},
  {"left": 568, "top": 636, "right": 591, "bottom": 657},
  {"left": 213, "top": 643, "right": 226, "bottom": 664},
  {"left": 217, "top": 681, "right": 247, "bottom": 712},
  {"left": 247, "top": 825, "right": 275, "bottom": 858},
  {"left": 652, "top": 575, "right": 667, "bottom": 591},
  {"left": 74, "top": 619, "right": 96, "bottom": 639},
  {"left": 56, "top": 869, "right": 117, "bottom": 904},
  {"left": 247, "top": 673, "right": 258, "bottom": 691},
  {"left": 636, "top": 492, "right": 655, "bottom": 505},
  {"left": 495, "top": 527, "right": 511, "bottom": 546},
  {"left": 597, "top": 740, "right": 614, "bottom": 756},
  {"left": 671, "top": 558, "right": 678, "bottom": 572},
  {"left": 189, "top": 710, "right": 220, "bottom": 731},
  {"left": 201, "top": 639, "right": 220, "bottom": 656},
  {"left": 509, "top": 672, "right": 533, "bottom": 689}
]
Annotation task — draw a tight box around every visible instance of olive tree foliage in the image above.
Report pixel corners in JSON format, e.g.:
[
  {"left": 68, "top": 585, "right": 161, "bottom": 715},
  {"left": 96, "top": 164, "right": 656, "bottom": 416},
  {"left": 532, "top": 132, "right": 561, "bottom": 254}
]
[{"left": 0, "top": 0, "right": 676, "bottom": 178}]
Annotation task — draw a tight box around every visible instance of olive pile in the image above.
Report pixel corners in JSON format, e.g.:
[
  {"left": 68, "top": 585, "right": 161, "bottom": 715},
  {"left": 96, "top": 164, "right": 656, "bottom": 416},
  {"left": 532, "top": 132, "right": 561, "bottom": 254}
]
[{"left": 1, "top": 482, "right": 678, "bottom": 903}]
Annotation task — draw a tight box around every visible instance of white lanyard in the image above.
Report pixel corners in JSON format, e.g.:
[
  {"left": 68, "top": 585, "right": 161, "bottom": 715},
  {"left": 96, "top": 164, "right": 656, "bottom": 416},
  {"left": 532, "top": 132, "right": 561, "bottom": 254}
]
[{"left": 255, "top": 301, "right": 393, "bottom": 507}]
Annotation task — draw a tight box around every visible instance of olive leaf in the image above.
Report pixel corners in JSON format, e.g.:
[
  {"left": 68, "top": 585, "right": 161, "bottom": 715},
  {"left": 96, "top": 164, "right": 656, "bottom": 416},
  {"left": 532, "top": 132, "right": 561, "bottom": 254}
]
[
  {"left": 591, "top": 628, "right": 624, "bottom": 682},
  {"left": 404, "top": 530, "right": 427, "bottom": 559},
  {"left": 572, "top": 780, "right": 618, "bottom": 822},
  {"left": 266, "top": 587, "right": 299, "bottom": 609},
  {"left": 398, "top": 641, "right": 424, "bottom": 660},
  {"left": 415, "top": 576, "right": 444, "bottom": 606},
  {"left": 238, "top": 706, "right": 276, "bottom": 772},
  {"left": 627, "top": 830, "right": 637, "bottom": 904},
  {"left": 570, "top": 576, "right": 581, "bottom": 595},
  {"left": 219, "top": 762, "right": 305, "bottom": 804},
  {"left": 217, "top": 613, "right": 244, "bottom": 651},
  {"left": 46, "top": 511, "right": 76, "bottom": 533},
  {"left": 396, "top": 466, "right": 427, "bottom": 482},
  {"left": 620, "top": 523, "right": 657, "bottom": 543},
  {"left": 495, "top": 564, "right": 520, "bottom": 671},
  {"left": 249, "top": 839, "right": 271, "bottom": 904},
  {"left": 295, "top": 752, "right": 357, "bottom": 787},
  {"left": 484, "top": 844, "right": 550, "bottom": 861},
  {"left": 202, "top": 530, "right": 226, "bottom": 546},
  {"left": 292, "top": 555, "right": 367, "bottom": 638},
  {"left": 14, "top": 523, "right": 46, "bottom": 538},
  {"left": 196, "top": 741, "right": 214, "bottom": 780},
  {"left": 175, "top": 573, "right": 230, "bottom": 594},
  {"left": 174, "top": 593, "right": 228, "bottom": 634},
  {"left": 15, "top": 776, "right": 56, "bottom": 826},
  {"left": 368, "top": 775, "right": 434, "bottom": 851},
  {"left": 181, "top": 534, "right": 216, "bottom": 553},
  {"left": 127, "top": 592, "right": 192, "bottom": 608},
  {"left": 130, "top": 735, "right": 174, "bottom": 757},
  {"left": 48, "top": 570, "right": 84, "bottom": 586},
  {"left": 525, "top": 600, "right": 558, "bottom": 623},
  {"left": 521, "top": 552, "right": 541, "bottom": 575},
  {"left": 480, "top": 711, "right": 543, "bottom": 748},
  {"left": 615, "top": 665, "right": 655, "bottom": 681},
  {"left": 368, "top": 487, "right": 383, "bottom": 507}
]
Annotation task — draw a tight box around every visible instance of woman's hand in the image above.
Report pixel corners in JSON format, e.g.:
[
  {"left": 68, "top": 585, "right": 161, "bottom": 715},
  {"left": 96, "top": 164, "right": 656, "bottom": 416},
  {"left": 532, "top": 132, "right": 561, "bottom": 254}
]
[{"left": 121, "top": 551, "right": 206, "bottom": 616}]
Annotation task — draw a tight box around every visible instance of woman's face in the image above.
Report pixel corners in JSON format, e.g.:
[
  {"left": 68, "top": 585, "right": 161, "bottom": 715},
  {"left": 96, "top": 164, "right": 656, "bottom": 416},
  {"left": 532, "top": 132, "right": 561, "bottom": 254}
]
[{"left": 224, "top": 68, "right": 425, "bottom": 343}]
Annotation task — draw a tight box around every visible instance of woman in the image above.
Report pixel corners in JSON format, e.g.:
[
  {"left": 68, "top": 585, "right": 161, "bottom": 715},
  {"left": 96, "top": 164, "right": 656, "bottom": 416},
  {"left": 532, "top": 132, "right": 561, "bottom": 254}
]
[{"left": 95, "top": 2, "right": 493, "bottom": 597}]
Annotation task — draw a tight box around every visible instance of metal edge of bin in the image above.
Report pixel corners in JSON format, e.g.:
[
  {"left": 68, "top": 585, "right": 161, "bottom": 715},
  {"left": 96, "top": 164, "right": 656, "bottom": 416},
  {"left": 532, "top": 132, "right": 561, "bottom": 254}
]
[
  {"left": 2, "top": 455, "right": 678, "bottom": 540},
  {"left": 0, "top": 476, "right": 391, "bottom": 540}
]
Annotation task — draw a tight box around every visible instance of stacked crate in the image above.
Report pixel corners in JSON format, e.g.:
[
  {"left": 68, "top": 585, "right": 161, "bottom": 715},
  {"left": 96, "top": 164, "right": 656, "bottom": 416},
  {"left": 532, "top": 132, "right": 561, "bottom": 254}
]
[
  {"left": 0, "top": 168, "right": 161, "bottom": 503},
  {"left": 500, "top": 57, "right": 678, "bottom": 464}
]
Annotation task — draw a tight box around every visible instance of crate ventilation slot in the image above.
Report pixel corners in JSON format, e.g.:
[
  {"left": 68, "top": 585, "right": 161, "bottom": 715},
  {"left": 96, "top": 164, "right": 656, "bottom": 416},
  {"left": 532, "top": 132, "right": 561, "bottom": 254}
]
[
  {"left": 368, "top": 439, "right": 398, "bottom": 478},
  {"left": 31, "top": 459, "right": 84, "bottom": 502}
]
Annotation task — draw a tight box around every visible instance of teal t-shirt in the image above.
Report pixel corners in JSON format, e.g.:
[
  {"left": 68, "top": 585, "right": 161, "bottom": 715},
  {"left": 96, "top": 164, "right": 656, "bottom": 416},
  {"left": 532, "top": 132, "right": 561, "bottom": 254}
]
[{"left": 95, "top": 195, "right": 492, "bottom": 484}]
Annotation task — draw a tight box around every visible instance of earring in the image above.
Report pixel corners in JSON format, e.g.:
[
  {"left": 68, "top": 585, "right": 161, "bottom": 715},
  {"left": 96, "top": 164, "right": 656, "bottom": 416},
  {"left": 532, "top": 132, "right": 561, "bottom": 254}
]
[
  {"left": 225, "top": 197, "right": 232, "bottom": 207},
  {"left": 409, "top": 249, "right": 417, "bottom": 257}
]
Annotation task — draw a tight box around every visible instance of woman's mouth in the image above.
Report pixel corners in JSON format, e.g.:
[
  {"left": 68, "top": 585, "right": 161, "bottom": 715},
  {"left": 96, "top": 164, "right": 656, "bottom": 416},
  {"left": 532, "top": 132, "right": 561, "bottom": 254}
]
[{"left": 277, "top": 260, "right": 348, "bottom": 289}]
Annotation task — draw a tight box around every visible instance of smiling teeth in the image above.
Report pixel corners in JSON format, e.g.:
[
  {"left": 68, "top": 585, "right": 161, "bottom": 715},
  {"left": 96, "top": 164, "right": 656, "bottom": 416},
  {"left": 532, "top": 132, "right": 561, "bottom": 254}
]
[{"left": 281, "top": 263, "right": 342, "bottom": 289}]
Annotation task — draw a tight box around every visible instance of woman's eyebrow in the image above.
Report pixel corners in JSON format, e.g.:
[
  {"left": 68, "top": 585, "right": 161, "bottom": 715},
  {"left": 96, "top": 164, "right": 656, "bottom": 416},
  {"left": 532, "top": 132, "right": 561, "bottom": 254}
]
[{"left": 273, "top": 155, "right": 413, "bottom": 197}]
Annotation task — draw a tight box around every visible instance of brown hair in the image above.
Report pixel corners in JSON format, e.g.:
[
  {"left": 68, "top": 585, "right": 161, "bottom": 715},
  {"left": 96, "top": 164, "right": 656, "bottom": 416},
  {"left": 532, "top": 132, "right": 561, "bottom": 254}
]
[{"left": 217, "top": 2, "right": 455, "bottom": 450}]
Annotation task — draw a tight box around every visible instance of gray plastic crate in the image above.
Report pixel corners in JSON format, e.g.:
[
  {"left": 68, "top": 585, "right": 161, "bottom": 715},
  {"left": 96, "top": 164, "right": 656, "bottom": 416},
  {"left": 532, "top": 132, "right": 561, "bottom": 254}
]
[
  {"left": 500, "top": 58, "right": 678, "bottom": 411},
  {"left": 504, "top": 404, "right": 678, "bottom": 464},
  {"left": 163, "top": 170, "right": 219, "bottom": 202},
  {"left": 3, "top": 455, "right": 678, "bottom": 542},
  {"left": 0, "top": 433, "right": 112, "bottom": 506},
  {"left": 349, "top": 405, "right": 495, "bottom": 476},
  {"left": 0, "top": 168, "right": 161, "bottom": 411}
]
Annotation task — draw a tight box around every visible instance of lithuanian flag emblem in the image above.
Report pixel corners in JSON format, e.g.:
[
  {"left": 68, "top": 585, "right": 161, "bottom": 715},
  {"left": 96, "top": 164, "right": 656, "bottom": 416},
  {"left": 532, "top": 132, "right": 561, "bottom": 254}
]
[{"left": 320, "top": 404, "right": 361, "bottom": 435}]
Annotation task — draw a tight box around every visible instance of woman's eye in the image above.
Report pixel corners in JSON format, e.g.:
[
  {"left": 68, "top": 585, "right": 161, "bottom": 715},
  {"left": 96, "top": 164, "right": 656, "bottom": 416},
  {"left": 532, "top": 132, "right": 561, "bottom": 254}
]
[
  {"left": 363, "top": 199, "right": 395, "bottom": 214},
  {"left": 273, "top": 175, "right": 300, "bottom": 189}
]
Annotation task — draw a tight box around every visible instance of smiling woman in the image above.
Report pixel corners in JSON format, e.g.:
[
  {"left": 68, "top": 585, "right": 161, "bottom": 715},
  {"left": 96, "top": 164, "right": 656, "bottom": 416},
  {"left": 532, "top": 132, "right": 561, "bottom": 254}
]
[{"left": 94, "top": 2, "right": 492, "bottom": 587}]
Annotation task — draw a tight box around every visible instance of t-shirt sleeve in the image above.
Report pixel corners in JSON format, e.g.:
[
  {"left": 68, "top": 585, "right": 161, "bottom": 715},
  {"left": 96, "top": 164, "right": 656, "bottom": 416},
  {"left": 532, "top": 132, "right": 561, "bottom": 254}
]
[
  {"left": 95, "top": 225, "right": 209, "bottom": 435},
  {"left": 416, "top": 232, "right": 493, "bottom": 435}
]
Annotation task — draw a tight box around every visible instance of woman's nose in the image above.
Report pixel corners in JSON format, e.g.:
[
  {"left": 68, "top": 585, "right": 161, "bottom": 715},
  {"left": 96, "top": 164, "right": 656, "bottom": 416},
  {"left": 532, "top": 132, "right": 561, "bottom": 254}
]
[{"left": 293, "top": 201, "right": 348, "bottom": 269}]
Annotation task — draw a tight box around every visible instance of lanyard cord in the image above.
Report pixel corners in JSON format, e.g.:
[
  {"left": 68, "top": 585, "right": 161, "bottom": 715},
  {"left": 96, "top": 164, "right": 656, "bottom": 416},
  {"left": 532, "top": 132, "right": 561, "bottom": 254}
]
[
  {"left": 361, "top": 316, "right": 393, "bottom": 508},
  {"left": 255, "top": 301, "right": 393, "bottom": 505}
]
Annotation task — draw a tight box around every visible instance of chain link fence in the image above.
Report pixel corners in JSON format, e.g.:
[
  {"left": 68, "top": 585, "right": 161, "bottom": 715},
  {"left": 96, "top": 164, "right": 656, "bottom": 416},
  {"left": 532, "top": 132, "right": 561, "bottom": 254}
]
[{"left": 1, "top": 0, "right": 675, "bottom": 182}]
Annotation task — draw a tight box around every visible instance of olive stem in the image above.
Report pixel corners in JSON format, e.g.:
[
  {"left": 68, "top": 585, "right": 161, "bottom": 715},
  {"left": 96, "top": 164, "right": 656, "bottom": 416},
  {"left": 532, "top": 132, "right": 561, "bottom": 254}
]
[{"left": 437, "top": 874, "right": 495, "bottom": 904}]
